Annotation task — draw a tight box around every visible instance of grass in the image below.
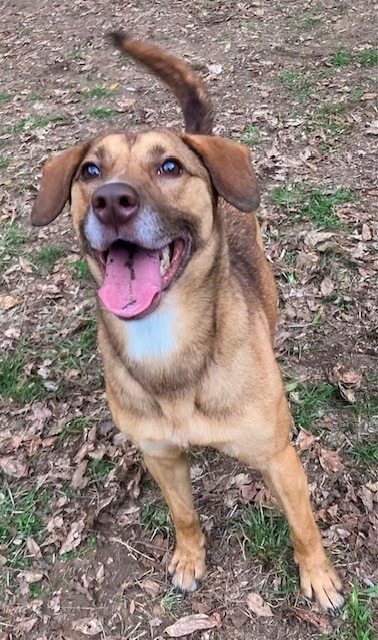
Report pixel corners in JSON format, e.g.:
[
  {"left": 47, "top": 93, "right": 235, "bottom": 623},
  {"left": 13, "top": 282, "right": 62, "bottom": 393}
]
[
  {"left": 270, "top": 183, "right": 354, "bottom": 228},
  {"left": 86, "top": 459, "right": 114, "bottom": 485},
  {"left": 318, "top": 582, "right": 377, "bottom": 640},
  {"left": 140, "top": 500, "right": 172, "bottom": 538},
  {"left": 33, "top": 246, "right": 66, "bottom": 272},
  {"left": 328, "top": 48, "right": 378, "bottom": 69},
  {"left": 48, "top": 317, "right": 98, "bottom": 372},
  {"left": 288, "top": 381, "right": 337, "bottom": 431},
  {"left": 0, "top": 347, "right": 48, "bottom": 404},
  {"left": 88, "top": 107, "right": 118, "bottom": 119},
  {"left": 330, "top": 50, "right": 352, "bottom": 67},
  {"left": 0, "top": 92, "right": 12, "bottom": 102},
  {"left": 241, "top": 504, "right": 298, "bottom": 596},
  {"left": 305, "top": 103, "right": 354, "bottom": 139},
  {"left": 1, "top": 114, "right": 67, "bottom": 137},
  {"left": 66, "top": 258, "right": 90, "bottom": 280},
  {"left": 160, "top": 588, "right": 183, "bottom": 613},
  {"left": 359, "top": 49, "right": 378, "bottom": 67},
  {"left": 0, "top": 155, "right": 10, "bottom": 169},
  {"left": 0, "top": 483, "right": 50, "bottom": 572},
  {"left": 56, "top": 417, "right": 91, "bottom": 446},
  {"left": 235, "top": 124, "right": 261, "bottom": 146},
  {"left": 275, "top": 71, "right": 316, "bottom": 102}
]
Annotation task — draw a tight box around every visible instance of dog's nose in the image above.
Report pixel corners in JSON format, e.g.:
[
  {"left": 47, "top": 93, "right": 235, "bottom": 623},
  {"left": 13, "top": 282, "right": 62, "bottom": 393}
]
[{"left": 91, "top": 182, "right": 140, "bottom": 225}]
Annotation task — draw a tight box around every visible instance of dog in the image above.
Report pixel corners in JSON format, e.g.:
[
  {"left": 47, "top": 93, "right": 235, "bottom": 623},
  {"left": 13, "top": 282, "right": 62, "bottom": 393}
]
[{"left": 31, "top": 33, "right": 344, "bottom": 612}]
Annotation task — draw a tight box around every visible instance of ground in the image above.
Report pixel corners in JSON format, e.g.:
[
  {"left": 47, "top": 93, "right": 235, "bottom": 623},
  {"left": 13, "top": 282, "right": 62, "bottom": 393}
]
[{"left": 0, "top": 1, "right": 377, "bottom": 639}]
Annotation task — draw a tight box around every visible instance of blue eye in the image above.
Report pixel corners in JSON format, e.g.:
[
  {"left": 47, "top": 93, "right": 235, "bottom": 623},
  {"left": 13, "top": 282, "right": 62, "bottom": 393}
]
[
  {"left": 81, "top": 163, "right": 101, "bottom": 180},
  {"left": 159, "top": 159, "right": 182, "bottom": 176}
]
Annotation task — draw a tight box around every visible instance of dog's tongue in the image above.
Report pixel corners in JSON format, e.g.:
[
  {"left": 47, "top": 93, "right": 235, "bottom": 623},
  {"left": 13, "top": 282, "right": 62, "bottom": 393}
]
[{"left": 98, "top": 243, "right": 162, "bottom": 318}]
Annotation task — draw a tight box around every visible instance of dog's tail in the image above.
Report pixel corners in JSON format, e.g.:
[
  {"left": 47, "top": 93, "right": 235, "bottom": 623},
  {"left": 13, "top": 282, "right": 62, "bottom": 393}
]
[{"left": 109, "top": 32, "right": 214, "bottom": 135}]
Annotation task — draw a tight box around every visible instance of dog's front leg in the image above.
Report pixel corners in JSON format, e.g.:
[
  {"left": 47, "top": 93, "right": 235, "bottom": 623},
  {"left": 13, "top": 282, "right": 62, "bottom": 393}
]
[
  {"left": 142, "top": 445, "right": 206, "bottom": 592},
  {"left": 258, "top": 444, "right": 344, "bottom": 612}
]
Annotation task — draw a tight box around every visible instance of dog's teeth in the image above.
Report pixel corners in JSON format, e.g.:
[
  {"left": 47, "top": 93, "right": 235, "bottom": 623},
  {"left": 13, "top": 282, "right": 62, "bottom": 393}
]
[{"left": 160, "top": 246, "right": 170, "bottom": 275}]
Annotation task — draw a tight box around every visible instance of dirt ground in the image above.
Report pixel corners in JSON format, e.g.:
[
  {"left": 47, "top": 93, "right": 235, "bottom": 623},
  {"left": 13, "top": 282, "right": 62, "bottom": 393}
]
[{"left": 0, "top": 1, "right": 377, "bottom": 639}]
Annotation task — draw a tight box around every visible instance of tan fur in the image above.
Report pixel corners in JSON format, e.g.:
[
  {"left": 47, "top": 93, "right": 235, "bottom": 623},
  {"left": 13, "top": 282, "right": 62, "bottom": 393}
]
[{"left": 31, "top": 35, "right": 343, "bottom": 611}]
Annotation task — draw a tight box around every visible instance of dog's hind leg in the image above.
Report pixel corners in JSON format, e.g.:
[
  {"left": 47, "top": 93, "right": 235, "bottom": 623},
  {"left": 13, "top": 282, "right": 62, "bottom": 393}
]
[{"left": 142, "top": 445, "right": 206, "bottom": 592}]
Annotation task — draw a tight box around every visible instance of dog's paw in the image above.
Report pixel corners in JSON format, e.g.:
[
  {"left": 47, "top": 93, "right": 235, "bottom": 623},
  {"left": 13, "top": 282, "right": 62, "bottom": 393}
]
[
  {"left": 168, "top": 545, "right": 206, "bottom": 593},
  {"left": 298, "top": 555, "right": 344, "bottom": 613}
]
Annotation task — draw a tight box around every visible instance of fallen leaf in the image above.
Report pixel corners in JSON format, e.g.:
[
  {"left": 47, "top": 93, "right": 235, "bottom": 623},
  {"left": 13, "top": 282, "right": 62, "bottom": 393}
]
[
  {"left": 72, "top": 618, "right": 103, "bottom": 635},
  {"left": 71, "top": 460, "right": 89, "bottom": 490},
  {"left": 320, "top": 277, "right": 334, "bottom": 297},
  {"left": 26, "top": 537, "right": 42, "bottom": 558},
  {"left": 0, "top": 295, "right": 20, "bottom": 310},
  {"left": 165, "top": 613, "right": 222, "bottom": 637},
  {"left": 246, "top": 592, "right": 273, "bottom": 617},
  {"left": 319, "top": 448, "right": 343, "bottom": 474},
  {"left": 361, "top": 92, "right": 377, "bottom": 100},
  {"left": 142, "top": 579, "right": 160, "bottom": 597},
  {"left": 287, "top": 606, "right": 332, "bottom": 632},
  {"left": 0, "top": 456, "right": 28, "bottom": 478},
  {"left": 338, "top": 384, "right": 356, "bottom": 403},
  {"left": 20, "top": 570, "right": 44, "bottom": 583},
  {"left": 328, "top": 365, "right": 362, "bottom": 388},
  {"left": 361, "top": 223, "right": 372, "bottom": 241},
  {"left": 14, "top": 618, "right": 38, "bottom": 634},
  {"left": 59, "top": 518, "right": 86, "bottom": 555},
  {"left": 365, "top": 120, "right": 378, "bottom": 135},
  {"left": 207, "top": 63, "right": 223, "bottom": 75}
]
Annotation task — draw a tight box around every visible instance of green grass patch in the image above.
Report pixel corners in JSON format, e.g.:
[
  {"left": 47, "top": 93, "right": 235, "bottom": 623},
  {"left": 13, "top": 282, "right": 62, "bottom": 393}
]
[
  {"left": 349, "top": 442, "right": 378, "bottom": 465},
  {"left": 0, "top": 92, "right": 12, "bottom": 102},
  {"left": 56, "top": 417, "right": 90, "bottom": 446},
  {"left": 288, "top": 381, "right": 337, "bottom": 431},
  {"left": 0, "top": 484, "right": 50, "bottom": 572},
  {"left": 0, "top": 348, "right": 48, "bottom": 405},
  {"left": 140, "top": 500, "right": 172, "bottom": 538},
  {"left": 60, "top": 535, "right": 97, "bottom": 561},
  {"left": 26, "top": 92, "right": 44, "bottom": 101},
  {"left": 319, "top": 583, "right": 377, "bottom": 640},
  {"left": 1, "top": 114, "right": 67, "bottom": 137},
  {"left": 0, "top": 155, "right": 10, "bottom": 169},
  {"left": 234, "top": 124, "right": 261, "bottom": 146},
  {"left": 330, "top": 50, "right": 352, "bottom": 67},
  {"left": 358, "top": 48, "right": 378, "bottom": 68},
  {"left": 161, "top": 588, "right": 183, "bottom": 613},
  {"left": 275, "top": 71, "right": 316, "bottom": 101},
  {"left": 33, "top": 246, "right": 66, "bottom": 272},
  {"left": 88, "top": 107, "right": 118, "bottom": 119},
  {"left": 67, "top": 258, "right": 90, "bottom": 280},
  {"left": 270, "top": 183, "right": 354, "bottom": 228},
  {"left": 241, "top": 504, "right": 298, "bottom": 596},
  {"left": 86, "top": 459, "right": 113, "bottom": 485}
]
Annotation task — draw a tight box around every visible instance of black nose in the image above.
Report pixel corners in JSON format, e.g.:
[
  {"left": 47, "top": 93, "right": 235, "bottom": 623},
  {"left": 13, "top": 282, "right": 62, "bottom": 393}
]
[{"left": 91, "top": 182, "right": 140, "bottom": 225}]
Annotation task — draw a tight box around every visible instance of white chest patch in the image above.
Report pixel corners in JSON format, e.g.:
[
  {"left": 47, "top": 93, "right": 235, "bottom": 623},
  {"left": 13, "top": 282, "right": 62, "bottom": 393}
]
[{"left": 124, "top": 305, "right": 178, "bottom": 360}]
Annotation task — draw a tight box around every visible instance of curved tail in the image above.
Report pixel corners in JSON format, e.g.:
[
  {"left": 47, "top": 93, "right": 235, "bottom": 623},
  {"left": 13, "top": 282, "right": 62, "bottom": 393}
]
[{"left": 109, "top": 32, "right": 214, "bottom": 135}]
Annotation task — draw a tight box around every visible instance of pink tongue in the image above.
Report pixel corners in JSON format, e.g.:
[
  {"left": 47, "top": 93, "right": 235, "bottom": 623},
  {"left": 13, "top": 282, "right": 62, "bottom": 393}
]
[{"left": 98, "top": 243, "right": 162, "bottom": 318}]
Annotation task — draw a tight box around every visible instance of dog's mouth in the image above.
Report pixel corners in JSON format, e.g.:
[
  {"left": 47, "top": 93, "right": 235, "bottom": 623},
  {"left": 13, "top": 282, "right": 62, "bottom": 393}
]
[{"left": 95, "top": 237, "right": 186, "bottom": 319}]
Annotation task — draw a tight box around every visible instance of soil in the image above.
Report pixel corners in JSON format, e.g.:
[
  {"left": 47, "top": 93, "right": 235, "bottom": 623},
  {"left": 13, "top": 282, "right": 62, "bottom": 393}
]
[{"left": 0, "top": 1, "right": 377, "bottom": 639}]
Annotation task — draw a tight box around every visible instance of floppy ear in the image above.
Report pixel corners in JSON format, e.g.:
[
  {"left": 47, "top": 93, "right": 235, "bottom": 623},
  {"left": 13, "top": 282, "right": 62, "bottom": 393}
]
[
  {"left": 31, "top": 143, "right": 90, "bottom": 226},
  {"left": 181, "top": 134, "right": 260, "bottom": 212}
]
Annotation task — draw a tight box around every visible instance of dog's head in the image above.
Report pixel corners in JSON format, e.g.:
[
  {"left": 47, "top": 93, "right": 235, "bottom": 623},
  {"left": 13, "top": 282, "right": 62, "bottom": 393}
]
[{"left": 31, "top": 35, "right": 259, "bottom": 320}]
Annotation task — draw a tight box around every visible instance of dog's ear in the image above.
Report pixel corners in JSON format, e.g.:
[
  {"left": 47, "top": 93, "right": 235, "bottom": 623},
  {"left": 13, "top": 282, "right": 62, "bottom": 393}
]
[
  {"left": 181, "top": 134, "right": 260, "bottom": 212},
  {"left": 31, "top": 144, "right": 90, "bottom": 226}
]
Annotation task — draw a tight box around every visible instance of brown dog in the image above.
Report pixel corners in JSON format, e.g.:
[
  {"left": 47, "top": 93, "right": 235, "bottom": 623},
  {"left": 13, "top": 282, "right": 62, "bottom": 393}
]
[{"left": 31, "top": 33, "right": 344, "bottom": 611}]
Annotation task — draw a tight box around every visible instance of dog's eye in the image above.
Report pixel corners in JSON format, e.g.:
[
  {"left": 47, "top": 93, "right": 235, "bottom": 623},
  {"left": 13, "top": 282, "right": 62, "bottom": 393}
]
[
  {"left": 158, "top": 159, "right": 183, "bottom": 177},
  {"left": 81, "top": 163, "right": 101, "bottom": 180}
]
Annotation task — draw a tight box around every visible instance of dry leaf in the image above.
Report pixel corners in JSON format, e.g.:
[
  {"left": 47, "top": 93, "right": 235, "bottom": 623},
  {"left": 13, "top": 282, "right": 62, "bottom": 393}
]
[
  {"left": 26, "top": 537, "right": 42, "bottom": 558},
  {"left": 207, "top": 63, "right": 223, "bottom": 75},
  {"left": 246, "top": 592, "right": 273, "bottom": 617},
  {"left": 165, "top": 613, "right": 222, "bottom": 637},
  {"left": 0, "top": 295, "right": 20, "bottom": 309},
  {"left": 0, "top": 456, "right": 28, "bottom": 478},
  {"left": 142, "top": 579, "right": 160, "bottom": 597},
  {"left": 71, "top": 460, "right": 89, "bottom": 490},
  {"left": 320, "top": 277, "right": 334, "bottom": 297},
  {"left": 361, "top": 223, "right": 372, "bottom": 241},
  {"left": 319, "top": 448, "right": 343, "bottom": 474},
  {"left": 72, "top": 618, "right": 103, "bottom": 635},
  {"left": 287, "top": 606, "right": 332, "bottom": 632},
  {"left": 329, "top": 365, "right": 362, "bottom": 388},
  {"left": 59, "top": 518, "right": 86, "bottom": 555},
  {"left": 19, "top": 570, "right": 44, "bottom": 583},
  {"left": 14, "top": 618, "right": 38, "bottom": 634}
]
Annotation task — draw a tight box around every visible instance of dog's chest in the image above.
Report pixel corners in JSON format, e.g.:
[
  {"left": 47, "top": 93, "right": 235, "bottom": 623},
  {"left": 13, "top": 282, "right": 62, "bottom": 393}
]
[{"left": 123, "top": 305, "right": 178, "bottom": 360}]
